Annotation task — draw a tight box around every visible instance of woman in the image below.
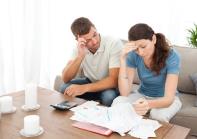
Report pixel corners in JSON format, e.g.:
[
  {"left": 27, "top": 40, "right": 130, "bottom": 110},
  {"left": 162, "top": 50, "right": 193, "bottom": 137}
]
[{"left": 112, "top": 23, "right": 182, "bottom": 122}]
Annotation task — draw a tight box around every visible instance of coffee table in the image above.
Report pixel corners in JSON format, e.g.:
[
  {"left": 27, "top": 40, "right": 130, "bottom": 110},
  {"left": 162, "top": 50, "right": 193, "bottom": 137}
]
[{"left": 0, "top": 87, "right": 190, "bottom": 139}]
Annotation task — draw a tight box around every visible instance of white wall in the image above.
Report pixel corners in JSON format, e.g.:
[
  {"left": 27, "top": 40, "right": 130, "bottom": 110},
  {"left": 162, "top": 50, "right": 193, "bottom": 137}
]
[{"left": 0, "top": 0, "right": 196, "bottom": 95}]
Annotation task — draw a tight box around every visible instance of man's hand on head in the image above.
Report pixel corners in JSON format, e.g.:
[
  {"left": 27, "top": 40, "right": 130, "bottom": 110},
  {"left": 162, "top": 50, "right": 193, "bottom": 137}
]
[{"left": 77, "top": 37, "right": 88, "bottom": 58}]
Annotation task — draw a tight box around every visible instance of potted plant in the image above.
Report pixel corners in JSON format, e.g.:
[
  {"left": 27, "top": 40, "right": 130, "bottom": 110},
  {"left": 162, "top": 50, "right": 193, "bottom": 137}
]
[{"left": 187, "top": 24, "right": 197, "bottom": 48}]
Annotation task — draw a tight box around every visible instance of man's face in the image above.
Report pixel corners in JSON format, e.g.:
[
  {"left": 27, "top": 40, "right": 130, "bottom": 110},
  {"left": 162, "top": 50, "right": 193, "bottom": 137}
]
[{"left": 78, "top": 27, "right": 100, "bottom": 52}]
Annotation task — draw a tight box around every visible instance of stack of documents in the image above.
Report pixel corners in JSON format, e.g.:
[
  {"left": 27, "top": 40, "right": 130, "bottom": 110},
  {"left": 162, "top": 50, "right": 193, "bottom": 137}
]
[{"left": 70, "top": 101, "right": 162, "bottom": 138}]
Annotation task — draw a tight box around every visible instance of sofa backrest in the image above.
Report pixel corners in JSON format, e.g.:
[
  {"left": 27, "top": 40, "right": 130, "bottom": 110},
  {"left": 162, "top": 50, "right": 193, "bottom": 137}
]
[{"left": 173, "top": 45, "right": 197, "bottom": 95}]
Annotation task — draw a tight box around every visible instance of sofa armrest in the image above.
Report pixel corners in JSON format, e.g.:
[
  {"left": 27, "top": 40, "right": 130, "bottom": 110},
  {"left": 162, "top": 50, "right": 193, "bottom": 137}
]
[{"left": 54, "top": 75, "right": 64, "bottom": 92}]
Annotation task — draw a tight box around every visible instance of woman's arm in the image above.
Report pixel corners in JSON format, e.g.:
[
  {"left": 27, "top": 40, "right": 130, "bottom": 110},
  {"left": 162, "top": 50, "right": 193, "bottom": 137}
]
[
  {"left": 118, "top": 42, "right": 138, "bottom": 96},
  {"left": 133, "top": 74, "right": 178, "bottom": 116},
  {"left": 119, "top": 61, "right": 135, "bottom": 96},
  {"left": 147, "top": 74, "right": 178, "bottom": 108}
]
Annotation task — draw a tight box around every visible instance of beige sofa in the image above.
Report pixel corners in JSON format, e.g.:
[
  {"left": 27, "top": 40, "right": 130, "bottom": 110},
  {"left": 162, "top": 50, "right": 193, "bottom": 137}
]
[
  {"left": 54, "top": 45, "right": 197, "bottom": 136},
  {"left": 170, "top": 46, "right": 197, "bottom": 136}
]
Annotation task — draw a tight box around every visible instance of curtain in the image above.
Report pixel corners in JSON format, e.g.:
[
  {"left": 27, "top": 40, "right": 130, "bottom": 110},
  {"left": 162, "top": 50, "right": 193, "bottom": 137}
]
[{"left": 0, "top": 0, "right": 197, "bottom": 95}]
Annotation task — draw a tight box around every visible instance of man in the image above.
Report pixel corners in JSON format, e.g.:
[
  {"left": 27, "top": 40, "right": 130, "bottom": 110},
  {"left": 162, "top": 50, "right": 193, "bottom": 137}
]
[{"left": 60, "top": 17, "right": 123, "bottom": 106}]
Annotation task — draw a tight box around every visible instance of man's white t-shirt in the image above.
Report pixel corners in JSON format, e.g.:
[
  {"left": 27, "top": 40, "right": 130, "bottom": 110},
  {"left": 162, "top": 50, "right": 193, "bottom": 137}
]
[{"left": 71, "top": 35, "right": 123, "bottom": 82}]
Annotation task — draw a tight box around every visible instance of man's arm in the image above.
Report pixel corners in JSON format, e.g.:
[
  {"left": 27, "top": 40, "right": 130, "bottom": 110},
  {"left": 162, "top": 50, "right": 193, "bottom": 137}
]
[
  {"left": 62, "top": 55, "right": 84, "bottom": 83},
  {"left": 84, "top": 68, "right": 119, "bottom": 92},
  {"left": 64, "top": 68, "right": 119, "bottom": 97},
  {"left": 62, "top": 37, "right": 88, "bottom": 83}
]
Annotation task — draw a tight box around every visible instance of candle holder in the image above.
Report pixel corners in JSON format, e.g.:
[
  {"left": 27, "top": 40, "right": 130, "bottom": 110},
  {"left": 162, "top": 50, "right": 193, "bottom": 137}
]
[
  {"left": 21, "top": 104, "right": 40, "bottom": 112},
  {"left": 20, "top": 127, "right": 44, "bottom": 137},
  {"left": 2, "top": 107, "right": 17, "bottom": 114},
  {"left": 20, "top": 115, "right": 44, "bottom": 137}
]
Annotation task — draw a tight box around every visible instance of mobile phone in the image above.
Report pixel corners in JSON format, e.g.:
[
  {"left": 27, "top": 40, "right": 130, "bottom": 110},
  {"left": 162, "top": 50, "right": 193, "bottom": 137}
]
[{"left": 50, "top": 100, "right": 78, "bottom": 110}]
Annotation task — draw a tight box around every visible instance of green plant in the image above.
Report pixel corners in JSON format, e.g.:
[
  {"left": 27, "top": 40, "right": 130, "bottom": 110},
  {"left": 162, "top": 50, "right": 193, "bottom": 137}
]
[{"left": 187, "top": 24, "right": 197, "bottom": 48}]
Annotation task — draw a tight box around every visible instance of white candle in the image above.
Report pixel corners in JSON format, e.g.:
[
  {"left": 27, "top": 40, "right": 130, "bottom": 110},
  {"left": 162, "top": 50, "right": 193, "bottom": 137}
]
[
  {"left": 24, "top": 115, "right": 40, "bottom": 135},
  {"left": 25, "top": 83, "right": 37, "bottom": 108},
  {"left": 0, "top": 102, "right": 1, "bottom": 119},
  {"left": 0, "top": 96, "right": 13, "bottom": 113}
]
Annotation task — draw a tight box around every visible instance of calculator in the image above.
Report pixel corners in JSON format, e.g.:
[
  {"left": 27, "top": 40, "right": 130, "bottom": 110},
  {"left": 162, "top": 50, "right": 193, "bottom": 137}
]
[{"left": 50, "top": 100, "right": 78, "bottom": 110}]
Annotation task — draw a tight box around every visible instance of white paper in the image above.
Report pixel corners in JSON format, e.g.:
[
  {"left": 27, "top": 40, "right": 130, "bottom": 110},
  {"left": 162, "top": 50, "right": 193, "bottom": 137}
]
[
  {"left": 70, "top": 101, "right": 99, "bottom": 112},
  {"left": 70, "top": 102, "right": 162, "bottom": 138},
  {"left": 128, "top": 119, "right": 162, "bottom": 138},
  {"left": 70, "top": 102, "right": 143, "bottom": 136}
]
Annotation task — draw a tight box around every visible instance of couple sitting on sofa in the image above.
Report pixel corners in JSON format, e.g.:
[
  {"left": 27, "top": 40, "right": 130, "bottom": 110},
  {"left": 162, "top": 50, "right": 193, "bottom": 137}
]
[{"left": 59, "top": 17, "right": 182, "bottom": 122}]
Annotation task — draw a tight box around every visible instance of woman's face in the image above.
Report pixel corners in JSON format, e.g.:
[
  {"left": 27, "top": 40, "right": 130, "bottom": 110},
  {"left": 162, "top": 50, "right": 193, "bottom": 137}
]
[{"left": 131, "top": 35, "right": 156, "bottom": 59}]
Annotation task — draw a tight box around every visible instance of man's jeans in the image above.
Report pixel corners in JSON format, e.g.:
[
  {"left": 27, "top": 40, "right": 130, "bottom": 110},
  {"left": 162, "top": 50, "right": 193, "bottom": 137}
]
[{"left": 59, "top": 78, "right": 119, "bottom": 106}]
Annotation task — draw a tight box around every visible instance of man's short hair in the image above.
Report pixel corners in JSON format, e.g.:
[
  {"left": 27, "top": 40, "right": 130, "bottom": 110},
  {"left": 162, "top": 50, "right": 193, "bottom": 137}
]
[{"left": 71, "top": 17, "right": 95, "bottom": 38}]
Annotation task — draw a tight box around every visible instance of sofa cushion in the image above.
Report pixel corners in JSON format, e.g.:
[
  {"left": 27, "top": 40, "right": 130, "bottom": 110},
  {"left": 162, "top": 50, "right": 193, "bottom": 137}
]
[
  {"left": 170, "top": 93, "right": 197, "bottom": 135},
  {"left": 54, "top": 75, "right": 64, "bottom": 92},
  {"left": 190, "top": 73, "right": 197, "bottom": 106},
  {"left": 173, "top": 46, "right": 197, "bottom": 95}
]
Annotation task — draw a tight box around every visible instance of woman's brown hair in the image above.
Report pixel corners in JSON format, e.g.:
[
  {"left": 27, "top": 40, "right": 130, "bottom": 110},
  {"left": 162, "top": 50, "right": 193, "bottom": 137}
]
[{"left": 128, "top": 23, "right": 171, "bottom": 75}]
